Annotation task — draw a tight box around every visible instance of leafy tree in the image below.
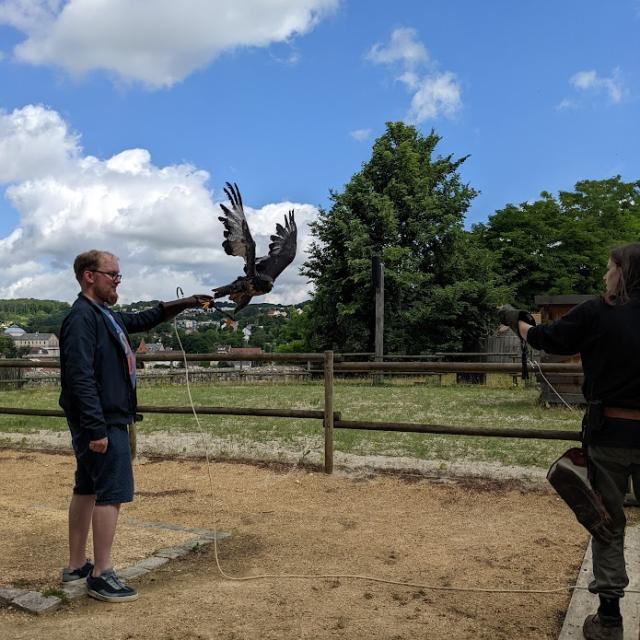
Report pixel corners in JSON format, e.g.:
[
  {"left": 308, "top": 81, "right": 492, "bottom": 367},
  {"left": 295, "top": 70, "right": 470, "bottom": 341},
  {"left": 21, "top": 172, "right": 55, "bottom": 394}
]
[
  {"left": 247, "top": 326, "right": 269, "bottom": 350},
  {"left": 0, "top": 335, "right": 17, "bottom": 358},
  {"left": 474, "top": 177, "right": 640, "bottom": 306},
  {"left": 274, "top": 309, "right": 311, "bottom": 352},
  {"left": 302, "top": 122, "right": 504, "bottom": 353},
  {"left": 0, "top": 298, "right": 70, "bottom": 336}
]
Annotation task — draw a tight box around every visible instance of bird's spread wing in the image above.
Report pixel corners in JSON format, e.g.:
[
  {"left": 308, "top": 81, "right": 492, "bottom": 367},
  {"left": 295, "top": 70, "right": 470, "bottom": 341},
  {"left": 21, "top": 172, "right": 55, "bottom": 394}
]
[
  {"left": 255, "top": 210, "right": 297, "bottom": 281},
  {"left": 218, "top": 182, "right": 256, "bottom": 276}
]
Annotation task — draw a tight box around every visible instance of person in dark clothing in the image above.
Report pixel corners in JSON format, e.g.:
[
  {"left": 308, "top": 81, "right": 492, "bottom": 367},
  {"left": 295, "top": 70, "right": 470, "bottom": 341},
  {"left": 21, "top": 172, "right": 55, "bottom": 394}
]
[
  {"left": 517, "top": 243, "right": 640, "bottom": 640},
  {"left": 59, "top": 249, "right": 211, "bottom": 602}
]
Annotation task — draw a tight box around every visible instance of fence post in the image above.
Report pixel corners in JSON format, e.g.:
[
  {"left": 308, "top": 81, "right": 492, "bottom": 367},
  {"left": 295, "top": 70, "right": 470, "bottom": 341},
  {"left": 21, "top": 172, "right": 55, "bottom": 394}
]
[
  {"left": 324, "top": 350, "right": 334, "bottom": 474},
  {"left": 373, "top": 257, "right": 384, "bottom": 385}
]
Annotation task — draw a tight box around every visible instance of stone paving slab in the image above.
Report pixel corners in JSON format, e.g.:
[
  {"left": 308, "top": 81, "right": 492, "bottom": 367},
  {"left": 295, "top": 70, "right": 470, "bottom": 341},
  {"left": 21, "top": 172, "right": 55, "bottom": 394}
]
[
  {"left": 116, "top": 564, "right": 150, "bottom": 581},
  {"left": 137, "top": 556, "right": 170, "bottom": 571},
  {"left": 155, "top": 545, "right": 190, "bottom": 559},
  {"left": 0, "top": 587, "right": 28, "bottom": 604},
  {"left": 558, "top": 523, "right": 640, "bottom": 639},
  {"left": 0, "top": 522, "right": 230, "bottom": 614},
  {"left": 12, "top": 592, "right": 61, "bottom": 615},
  {"left": 61, "top": 581, "right": 87, "bottom": 599},
  {"left": 198, "top": 531, "right": 231, "bottom": 541}
]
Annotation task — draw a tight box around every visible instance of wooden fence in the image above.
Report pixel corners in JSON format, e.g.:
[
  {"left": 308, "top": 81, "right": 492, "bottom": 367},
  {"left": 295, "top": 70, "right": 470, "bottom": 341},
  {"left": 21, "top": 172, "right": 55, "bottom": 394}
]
[{"left": 0, "top": 351, "right": 583, "bottom": 473}]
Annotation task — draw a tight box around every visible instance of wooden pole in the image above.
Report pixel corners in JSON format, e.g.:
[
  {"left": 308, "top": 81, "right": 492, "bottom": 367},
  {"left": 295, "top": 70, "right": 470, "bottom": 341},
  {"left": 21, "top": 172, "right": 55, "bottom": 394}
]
[
  {"left": 373, "top": 257, "right": 384, "bottom": 384},
  {"left": 333, "top": 361, "right": 582, "bottom": 373},
  {"left": 0, "top": 405, "right": 335, "bottom": 420},
  {"left": 324, "top": 350, "right": 334, "bottom": 474},
  {"left": 333, "top": 419, "right": 581, "bottom": 441}
]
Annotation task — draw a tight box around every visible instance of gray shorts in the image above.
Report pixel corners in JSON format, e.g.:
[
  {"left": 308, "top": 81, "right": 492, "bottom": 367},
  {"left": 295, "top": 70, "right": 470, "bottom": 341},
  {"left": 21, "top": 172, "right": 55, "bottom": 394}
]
[{"left": 70, "top": 423, "right": 134, "bottom": 505}]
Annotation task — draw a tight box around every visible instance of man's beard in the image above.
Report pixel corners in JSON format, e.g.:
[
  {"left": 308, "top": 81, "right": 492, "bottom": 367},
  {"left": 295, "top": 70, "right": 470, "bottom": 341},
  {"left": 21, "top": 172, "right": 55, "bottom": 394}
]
[{"left": 106, "top": 290, "right": 119, "bottom": 305}]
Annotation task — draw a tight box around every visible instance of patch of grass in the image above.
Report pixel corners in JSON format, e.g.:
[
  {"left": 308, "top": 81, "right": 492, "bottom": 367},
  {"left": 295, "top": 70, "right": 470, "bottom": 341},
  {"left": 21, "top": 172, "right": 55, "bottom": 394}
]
[
  {"left": 41, "top": 587, "right": 69, "bottom": 603},
  {"left": 0, "top": 379, "right": 581, "bottom": 468}
]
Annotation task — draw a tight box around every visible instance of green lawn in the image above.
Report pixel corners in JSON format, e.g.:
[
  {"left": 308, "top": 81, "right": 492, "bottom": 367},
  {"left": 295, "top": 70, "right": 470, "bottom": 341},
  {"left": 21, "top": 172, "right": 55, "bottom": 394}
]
[{"left": 0, "top": 378, "right": 581, "bottom": 468}]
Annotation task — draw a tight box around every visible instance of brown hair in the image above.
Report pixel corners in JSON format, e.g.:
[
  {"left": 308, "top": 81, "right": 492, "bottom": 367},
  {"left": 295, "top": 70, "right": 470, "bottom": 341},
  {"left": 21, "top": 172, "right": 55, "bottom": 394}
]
[
  {"left": 73, "top": 250, "right": 117, "bottom": 284},
  {"left": 606, "top": 243, "right": 640, "bottom": 304}
]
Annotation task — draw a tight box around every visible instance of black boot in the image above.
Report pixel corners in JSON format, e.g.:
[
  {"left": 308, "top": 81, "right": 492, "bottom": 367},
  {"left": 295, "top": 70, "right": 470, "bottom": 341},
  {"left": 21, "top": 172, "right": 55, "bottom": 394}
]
[{"left": 583, "top": 597, "right": 622, "bottom": 640}]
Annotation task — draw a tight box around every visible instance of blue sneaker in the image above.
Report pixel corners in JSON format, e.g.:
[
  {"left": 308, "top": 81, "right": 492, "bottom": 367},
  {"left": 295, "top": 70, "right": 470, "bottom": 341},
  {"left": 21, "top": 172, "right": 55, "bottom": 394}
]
[
  {"left": 87, "top": 569, "right": 138, "bottom": 603},
  {"left": 62, "top": 560, "right": 94, "bottom": 582}
]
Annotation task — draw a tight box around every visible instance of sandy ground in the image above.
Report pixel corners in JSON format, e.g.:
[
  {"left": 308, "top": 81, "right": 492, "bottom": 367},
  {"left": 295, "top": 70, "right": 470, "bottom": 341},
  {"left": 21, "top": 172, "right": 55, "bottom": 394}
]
[{"left": 0, "top": 446, "right": 589, "bottom": 640}]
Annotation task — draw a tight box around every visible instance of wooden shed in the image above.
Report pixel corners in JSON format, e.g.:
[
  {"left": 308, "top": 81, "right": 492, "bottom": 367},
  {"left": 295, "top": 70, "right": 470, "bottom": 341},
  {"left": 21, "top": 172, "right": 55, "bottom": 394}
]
[{"left": 533, "top": 294, "right": 596, "bottom": 405}]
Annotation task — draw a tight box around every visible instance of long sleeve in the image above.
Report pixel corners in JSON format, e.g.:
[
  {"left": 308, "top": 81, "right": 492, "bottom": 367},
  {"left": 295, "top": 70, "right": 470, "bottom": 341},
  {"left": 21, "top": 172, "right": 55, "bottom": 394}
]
[
  {"left": 527, "top": 300, "right": 595, "bottom": 356},
  {"left": 116, "top": 304, "right": 166, "bottom": 334},
  {"left": 59, "top": 311, "right": 107, "bottom": 439}
]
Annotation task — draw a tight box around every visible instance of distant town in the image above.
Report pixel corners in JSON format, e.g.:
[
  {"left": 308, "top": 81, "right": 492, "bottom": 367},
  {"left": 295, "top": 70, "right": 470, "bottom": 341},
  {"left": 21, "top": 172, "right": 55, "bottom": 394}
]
[{"left": 0, "top": 298, "right": 308, "bottom": 360}]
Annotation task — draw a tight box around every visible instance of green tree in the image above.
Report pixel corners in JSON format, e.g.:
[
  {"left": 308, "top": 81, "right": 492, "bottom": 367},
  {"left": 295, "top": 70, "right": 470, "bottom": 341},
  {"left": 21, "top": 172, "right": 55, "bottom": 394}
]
[
  {"left": 0, "top": 335, "right": 17, "bottom": 358},
  {"left": 274, "top": 308, "right": 311, "bottom": 352},
  {"left": 0, "top": 298, "right": 70, "bottom": 335},
  {"left": 474, "top": 177, "right": 640, "bottom": 306},
  {"left": 302, "top": 122, "right": 503, "bottom": 353}
]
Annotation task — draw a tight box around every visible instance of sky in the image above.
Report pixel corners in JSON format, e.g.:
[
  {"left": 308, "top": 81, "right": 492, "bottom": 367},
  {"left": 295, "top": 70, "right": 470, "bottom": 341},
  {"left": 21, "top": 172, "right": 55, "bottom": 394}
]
[{"left": 0, "top": 0, "right": 638, "bottom": 305}]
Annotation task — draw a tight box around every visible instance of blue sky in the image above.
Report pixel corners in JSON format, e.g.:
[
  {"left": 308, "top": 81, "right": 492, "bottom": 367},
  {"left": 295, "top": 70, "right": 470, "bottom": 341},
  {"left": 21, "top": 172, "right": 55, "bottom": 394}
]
[{"left": 0, "top": 0, "right": 638, "bottom": 304}]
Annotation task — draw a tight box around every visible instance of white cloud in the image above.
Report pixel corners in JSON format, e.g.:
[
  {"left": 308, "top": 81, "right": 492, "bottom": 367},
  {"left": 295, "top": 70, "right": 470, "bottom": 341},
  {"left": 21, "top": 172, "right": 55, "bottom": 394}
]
[
  {"left": 0, "top": 104, "right": 317, "bottom": 305},
  {"left": 366, "top": 27, "right": 428, "bottom": 69},
  {"left": 408, "top": 72, "right": 461, "bottom": 123},
  {"left": 555, "top": 98, "right": 576, "bottom": 111},
  {"left": 0, "top": 0, "right": 63, "bottom": 32},
  {"left": 349, "top": 128, "right": 372, "bottom": 142},
  {"left": 570, "top": 70, "right": 598, "bottom": 90},
  {"left": 397, "top": 70, "right": 420, "bottom": 91},
  {"left": 0, "top": 0, "right": 339, "bottom": 88},
  {"left": 0, "top": 104, "right": 79, "bottom": 181},
  {"left": 568, "top": 68, "right": 626, "bottom": 105},
  {"left": 366, "top": 27, "right": 462, "bottom": 123}
]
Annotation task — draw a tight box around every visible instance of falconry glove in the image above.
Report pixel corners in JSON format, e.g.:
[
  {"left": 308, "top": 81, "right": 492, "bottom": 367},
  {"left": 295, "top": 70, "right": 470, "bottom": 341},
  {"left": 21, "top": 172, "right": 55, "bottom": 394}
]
[
  {"left": 547, "top": 448, "right": 615, "bottom": 545},
  {"left": 162, "top": 295, "right": 213, "bottom": 320},
  {"left": 498, "top": 304, "right": 536, "bottom": 336}
]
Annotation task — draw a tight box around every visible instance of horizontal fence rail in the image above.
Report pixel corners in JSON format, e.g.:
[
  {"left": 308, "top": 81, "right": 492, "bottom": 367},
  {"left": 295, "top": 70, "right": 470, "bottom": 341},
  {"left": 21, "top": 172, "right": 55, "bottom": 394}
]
[
  {"left": 138, "top": 405, "right": 341, "bottom": 420},
  {"left": 334, "top": 419, "right": 581, "bottom": 441},
  {"left": 0, "top": 406, "right": 581, "bottom": 442},
  {"left": 0, "top": 352, "right": 337, "bottom": 368},
  {"left": 0, "top": 350, "right": 585, "bottom": 473},
  {"left": 0, "top": 405, "right": 340, "bottom": 421},
  {"left": 333, "top": 361, "right": 582, "bottom": 373},
  {"left": 0, "top": 354, "right": 583, "bottom": 373}
]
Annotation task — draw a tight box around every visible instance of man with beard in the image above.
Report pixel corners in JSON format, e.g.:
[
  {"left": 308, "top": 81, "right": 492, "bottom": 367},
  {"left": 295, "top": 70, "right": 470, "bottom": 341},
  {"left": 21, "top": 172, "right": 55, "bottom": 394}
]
[{"left": 59, "top": 249, "right": 211, "bottom": 602}]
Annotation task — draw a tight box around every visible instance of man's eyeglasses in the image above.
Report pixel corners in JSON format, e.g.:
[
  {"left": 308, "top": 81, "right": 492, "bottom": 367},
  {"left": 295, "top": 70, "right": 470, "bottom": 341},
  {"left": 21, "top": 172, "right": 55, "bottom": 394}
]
[{"left": 91, "top": 270, "right": 123, "bottom": 283}]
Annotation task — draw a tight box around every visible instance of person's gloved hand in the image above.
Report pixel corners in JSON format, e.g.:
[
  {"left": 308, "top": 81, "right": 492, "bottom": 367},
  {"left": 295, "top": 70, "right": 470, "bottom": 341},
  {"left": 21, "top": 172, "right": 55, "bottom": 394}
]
[
  {"left": 162, "top": 295, "right": 214, "bottom": 320},
  {"left": 498, "top": 304, "right": 536, "bottom": 336}
]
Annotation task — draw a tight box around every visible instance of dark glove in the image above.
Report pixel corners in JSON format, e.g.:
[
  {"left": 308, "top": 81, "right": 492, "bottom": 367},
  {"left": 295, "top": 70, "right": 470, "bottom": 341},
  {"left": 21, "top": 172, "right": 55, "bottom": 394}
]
[
  {"left": 162, "top": 295, "right": 213, "bottom": 320},
  {"left": 498, "top": 304, "right": 536, "bottom": 336}
]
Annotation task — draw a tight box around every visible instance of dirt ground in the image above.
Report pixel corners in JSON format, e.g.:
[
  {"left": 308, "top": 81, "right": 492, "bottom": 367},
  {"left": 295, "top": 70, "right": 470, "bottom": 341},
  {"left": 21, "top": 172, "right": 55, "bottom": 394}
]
[{"left": 0, "top": 447, "right": 588, "bottom": 640}]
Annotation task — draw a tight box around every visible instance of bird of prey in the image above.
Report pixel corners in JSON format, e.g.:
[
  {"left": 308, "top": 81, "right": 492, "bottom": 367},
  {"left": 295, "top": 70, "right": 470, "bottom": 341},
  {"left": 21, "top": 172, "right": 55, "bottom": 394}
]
[{"left": 212, "top": 182, "right": 297, "bottom": 315}]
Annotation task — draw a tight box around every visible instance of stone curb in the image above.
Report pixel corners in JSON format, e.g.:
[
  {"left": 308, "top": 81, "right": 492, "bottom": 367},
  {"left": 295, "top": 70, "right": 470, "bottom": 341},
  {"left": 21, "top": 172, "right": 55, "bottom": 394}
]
[
  {"left": 558, "top": 523, "right": 640, "bottom": 639},
  {"left": 0, "top": 529, "right": 230, "bottom": 615}
]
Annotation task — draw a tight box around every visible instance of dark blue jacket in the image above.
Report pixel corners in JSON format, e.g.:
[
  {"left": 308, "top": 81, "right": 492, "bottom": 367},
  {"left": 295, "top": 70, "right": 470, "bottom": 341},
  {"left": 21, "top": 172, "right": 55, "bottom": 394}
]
[{"left": 59, "top": 294, "right": 166, "bottom": 439}]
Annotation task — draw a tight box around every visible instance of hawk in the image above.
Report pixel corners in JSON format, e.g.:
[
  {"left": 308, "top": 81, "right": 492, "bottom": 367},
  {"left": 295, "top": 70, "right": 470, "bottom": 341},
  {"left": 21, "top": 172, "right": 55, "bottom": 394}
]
[{"left": 212, "top": 182, "right": 297, "bottom": 315}]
